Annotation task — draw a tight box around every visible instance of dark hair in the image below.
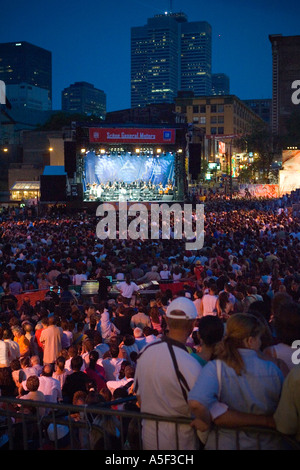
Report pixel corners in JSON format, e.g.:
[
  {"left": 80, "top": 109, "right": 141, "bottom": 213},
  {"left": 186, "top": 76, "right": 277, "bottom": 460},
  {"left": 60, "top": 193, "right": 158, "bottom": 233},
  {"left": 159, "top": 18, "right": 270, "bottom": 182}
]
[
  {"left": 198, "top": 315, "right": 224, "bottom": 347},
  {"left": 274, "top": 301, "right": 300, "bottom": 345},
  {"left": 71, "top": 355, "right": 83, "bottom": 371},
  {"left": 123, "top": 334, "right": 135, "bottom": 346},
  {"left": 218, "top": 291, "right": 230, "bottom": 311},
  {"left": 88, "top": 350, "right": 99, "bottom": 370},
  {"left": 26, "top": 375, "right": 39, "bottom": 392}
]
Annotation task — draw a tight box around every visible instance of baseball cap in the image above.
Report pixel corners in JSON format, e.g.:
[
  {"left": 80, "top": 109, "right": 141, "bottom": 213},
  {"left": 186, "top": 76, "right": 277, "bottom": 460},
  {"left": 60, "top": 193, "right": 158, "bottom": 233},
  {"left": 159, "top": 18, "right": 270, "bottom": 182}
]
[{"left": 166, "top": 297, "right": 198, "bottom": 320}]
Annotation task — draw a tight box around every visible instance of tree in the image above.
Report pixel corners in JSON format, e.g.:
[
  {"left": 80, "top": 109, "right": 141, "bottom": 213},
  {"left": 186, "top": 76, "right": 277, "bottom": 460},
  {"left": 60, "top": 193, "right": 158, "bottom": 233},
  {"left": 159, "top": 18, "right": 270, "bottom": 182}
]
[
  {"left": 36, "top": 112, "right": 103, "bottom": 131},
  {"left": 234, "top": 122, "right": 278, "bottom": 183}
]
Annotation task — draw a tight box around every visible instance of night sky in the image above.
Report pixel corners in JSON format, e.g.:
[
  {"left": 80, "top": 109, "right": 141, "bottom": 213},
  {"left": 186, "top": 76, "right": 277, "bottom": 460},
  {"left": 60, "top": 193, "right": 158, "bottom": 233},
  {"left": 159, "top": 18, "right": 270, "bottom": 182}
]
[{"left": 1, "top": 0, "right": 299, "bottom": 112}]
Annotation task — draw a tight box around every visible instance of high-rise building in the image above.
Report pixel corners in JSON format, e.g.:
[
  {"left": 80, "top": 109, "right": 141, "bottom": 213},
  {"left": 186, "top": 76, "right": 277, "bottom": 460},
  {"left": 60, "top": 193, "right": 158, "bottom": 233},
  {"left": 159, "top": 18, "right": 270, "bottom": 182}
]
[
  {"left": 0, "top": 41, "right": 52, "bottom": 105},
  {"left": 131, "top": 12, "right": 212, "bottom": 108},
  {"left": 61, "top": 82, "right": 106, "bottom": 120},
  {"left": 6, "top": 83, "right": 51, "bottom": 111},
  {"left": 242, "top": 99, "right": 272, "bottom": 126},
  {"left": 269, "top": 34, "right": 300, "bottom": 135},
  {"left": 211, "top": 73, "right": 230, "bottom": 96},
  {"left": 181, "top": 21, "right": 212, "bottom": 96}
]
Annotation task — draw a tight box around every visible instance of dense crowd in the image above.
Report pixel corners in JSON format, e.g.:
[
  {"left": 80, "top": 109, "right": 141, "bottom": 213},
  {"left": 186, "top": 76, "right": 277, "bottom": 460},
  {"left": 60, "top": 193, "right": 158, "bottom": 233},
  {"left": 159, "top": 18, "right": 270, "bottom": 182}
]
[{"left": 0, "top": 189, "right": 299, "bottom": 450}]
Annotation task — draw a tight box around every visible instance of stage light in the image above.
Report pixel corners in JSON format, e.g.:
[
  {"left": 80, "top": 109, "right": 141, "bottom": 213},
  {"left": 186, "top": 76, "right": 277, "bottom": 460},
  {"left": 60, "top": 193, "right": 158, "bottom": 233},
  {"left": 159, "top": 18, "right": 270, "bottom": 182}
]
[
  {"left": 178, "top": 149, "right": 183, "bottom": 153},
  {"left": 157, "top": 148, "right": 161, "bottom": 154},
  {"left": 81, "top": 148, "right": 86, "bottom": 154},
  {"left": 135, "top": 148, "right": 140, "bottom": 153},
  {"left": 100, "top": 149, "right": 105, "bottom": 154}
]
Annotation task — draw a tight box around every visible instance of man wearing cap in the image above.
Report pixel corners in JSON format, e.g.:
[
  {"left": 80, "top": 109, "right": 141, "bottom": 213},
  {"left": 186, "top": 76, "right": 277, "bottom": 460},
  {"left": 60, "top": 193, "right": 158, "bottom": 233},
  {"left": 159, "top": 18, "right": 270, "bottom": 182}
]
[{"left": 134, "top": 296, "right": 204, "bottom": 450}]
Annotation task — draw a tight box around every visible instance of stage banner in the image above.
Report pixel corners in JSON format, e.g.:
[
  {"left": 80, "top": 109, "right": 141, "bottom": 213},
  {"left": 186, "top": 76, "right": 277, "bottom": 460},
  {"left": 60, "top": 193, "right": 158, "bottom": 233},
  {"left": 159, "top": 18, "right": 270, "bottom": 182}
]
[{"left": 89, "top": 128, "right": 176, "bottom": 144}]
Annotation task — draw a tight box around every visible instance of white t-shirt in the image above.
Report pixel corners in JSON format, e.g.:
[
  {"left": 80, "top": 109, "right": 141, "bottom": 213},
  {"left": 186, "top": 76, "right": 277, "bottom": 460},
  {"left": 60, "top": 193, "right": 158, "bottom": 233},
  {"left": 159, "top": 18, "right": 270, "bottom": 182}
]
[
  {"left": 193, "top": 298, "right": 202, "bottom": 317},
  {"left": 201, "top": 294, "right": 218, "bottom": 316},
  {"left": 116, "top": 281, "right": 139, "bottom": 299},
  {"left": 22, "top": 375, "right": 62, "bottom": 403},
  {"left": 134, "top": 339, "right": 202, "bottom": 450},
  {"left": 160, "top": 270, "right": 171, "bottom": 280}
]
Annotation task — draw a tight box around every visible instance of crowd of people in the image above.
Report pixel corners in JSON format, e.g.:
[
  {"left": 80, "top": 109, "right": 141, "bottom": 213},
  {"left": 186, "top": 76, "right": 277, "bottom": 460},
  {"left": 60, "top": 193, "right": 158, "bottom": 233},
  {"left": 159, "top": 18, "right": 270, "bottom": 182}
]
[{"left": 0, "top": 188, "right": 299, "bottom": 450}]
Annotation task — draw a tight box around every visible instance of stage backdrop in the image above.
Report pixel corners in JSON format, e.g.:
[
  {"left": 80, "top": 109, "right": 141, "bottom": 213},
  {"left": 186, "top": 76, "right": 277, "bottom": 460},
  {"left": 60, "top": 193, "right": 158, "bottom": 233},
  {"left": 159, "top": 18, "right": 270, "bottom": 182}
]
[{"left": 83, "top": 151, "right": 175, "bottom": 189}]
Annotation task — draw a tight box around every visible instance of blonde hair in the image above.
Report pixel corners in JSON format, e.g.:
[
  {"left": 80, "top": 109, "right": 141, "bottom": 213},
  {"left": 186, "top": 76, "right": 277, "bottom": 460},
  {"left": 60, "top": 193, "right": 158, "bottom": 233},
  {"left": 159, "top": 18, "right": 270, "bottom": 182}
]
[{"left": 215, "top": 313, "right": 264, "bottom": 375}]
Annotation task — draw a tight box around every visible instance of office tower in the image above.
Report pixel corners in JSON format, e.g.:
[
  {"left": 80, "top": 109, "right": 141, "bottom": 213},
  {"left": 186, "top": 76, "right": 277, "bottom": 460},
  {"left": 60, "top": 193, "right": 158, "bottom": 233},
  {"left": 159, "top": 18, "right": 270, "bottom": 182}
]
[
  {"left": 0, "top": 41, "right": 52, "bottom": 106},
  {"left": 269, "top": 34, "right": 300, "bottom": 135},
  {"left": 131, "top": 12, "right": 212, "bottom": 107},
  {"left": 212, "top": 73, "right": 230, "bottom": 96},
  {"left": 61, "top": 82, "right": 106, "bottom": 120},
  {"left": 6, "top": 83, "right": 51, "bottom": 111},
  {"left": 181, "top": 21, "right": 212, "bottom": 96}
]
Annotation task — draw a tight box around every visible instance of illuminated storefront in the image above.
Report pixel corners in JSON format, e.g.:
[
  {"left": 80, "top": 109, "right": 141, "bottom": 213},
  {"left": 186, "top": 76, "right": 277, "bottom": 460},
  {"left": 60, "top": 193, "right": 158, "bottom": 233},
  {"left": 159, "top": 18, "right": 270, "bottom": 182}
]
[{"left": 10, "top": 181, "right": 40, "bottom": 201}]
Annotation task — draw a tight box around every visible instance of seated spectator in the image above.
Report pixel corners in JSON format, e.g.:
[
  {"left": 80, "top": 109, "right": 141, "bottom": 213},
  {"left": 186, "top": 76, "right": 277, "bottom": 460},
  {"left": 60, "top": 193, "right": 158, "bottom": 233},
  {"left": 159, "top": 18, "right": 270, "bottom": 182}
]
[
  {"left": 100, "top": 345, "right": 124, "bottom": 381},
  {"left": 106, "top": 365, "right": 135, "bottom": 395},
  {"left": 20, "top": 364, "right": 62, "bottom": 404},
  {"left": 118, "top": 335, "right": 139, "bottom": 365},
  {"left": 30, "top": 355, "right": 43, "bottom": 376},
  {"left": 62, "top": 356, "right": 91, "bottom": 404},
  {"left": 53, "top": 356, "right": 71, "bottom": 389},
  {"left": 133, "top": 328, "right": 147, "bottom": 352},
  {"left": 84, "top": 350, "right": 107, "bottom": 392},
  {"left": 12, "top": 326, "right": 30, "bottom": 359},
  {"left": 3, "top": 328, "right": 20, "bottom": 361},
  {"left": 19, "top": 375, "right": 46, "bottom": 416}
]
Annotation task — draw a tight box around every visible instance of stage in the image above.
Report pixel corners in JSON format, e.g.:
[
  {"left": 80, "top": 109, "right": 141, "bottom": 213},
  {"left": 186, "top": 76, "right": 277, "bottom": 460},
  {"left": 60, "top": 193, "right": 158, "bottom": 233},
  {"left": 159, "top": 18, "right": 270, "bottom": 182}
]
[{"left": 75, "top": 125, "right": 186, "bottom": 204}]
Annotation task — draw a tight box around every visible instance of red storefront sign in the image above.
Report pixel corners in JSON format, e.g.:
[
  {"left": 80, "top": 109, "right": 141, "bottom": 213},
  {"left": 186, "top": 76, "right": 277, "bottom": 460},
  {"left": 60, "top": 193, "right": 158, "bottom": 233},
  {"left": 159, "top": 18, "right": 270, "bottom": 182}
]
[{"left": 89, "top": 127, "right": 176, "bottom": 144}]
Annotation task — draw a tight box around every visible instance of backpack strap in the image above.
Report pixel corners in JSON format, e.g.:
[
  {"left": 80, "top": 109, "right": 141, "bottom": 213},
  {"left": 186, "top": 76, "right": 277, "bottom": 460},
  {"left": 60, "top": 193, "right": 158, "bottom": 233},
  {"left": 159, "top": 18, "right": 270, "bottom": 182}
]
[{"left": 160, "top": 336, "right": 190, "bottom": 403}]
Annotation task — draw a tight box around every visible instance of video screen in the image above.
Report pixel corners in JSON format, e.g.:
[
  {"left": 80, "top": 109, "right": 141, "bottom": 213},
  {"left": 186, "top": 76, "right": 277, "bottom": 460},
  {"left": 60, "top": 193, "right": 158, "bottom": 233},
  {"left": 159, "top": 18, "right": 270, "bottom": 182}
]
[
  {"left": 80, "top": 280, "right": 99, "bottom": 296},
  {"left": 83, "top": 151, "right": 175, "bottom": 190}
]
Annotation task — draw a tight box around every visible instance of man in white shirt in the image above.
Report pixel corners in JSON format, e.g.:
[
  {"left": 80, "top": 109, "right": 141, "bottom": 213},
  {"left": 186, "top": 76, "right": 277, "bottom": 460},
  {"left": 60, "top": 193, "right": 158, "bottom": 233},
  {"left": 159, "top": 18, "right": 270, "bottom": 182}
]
[
  {"left": 106, "top": 365, "right": 135, "bottom": 395},
  {"left": 3, "top": 328, "right": 20, "bottom": 361},
  {"left": 134, "top": 296, "right": 202, "bottom": 450},
  {"left": 100, "top": 344, "right": 124, "bottom": 381},
  {"left": 200, "top": 285, "right": 218, "bottom": 316},
  {"left": 21, "top": 364, "right": 62, "bottom": 403}
]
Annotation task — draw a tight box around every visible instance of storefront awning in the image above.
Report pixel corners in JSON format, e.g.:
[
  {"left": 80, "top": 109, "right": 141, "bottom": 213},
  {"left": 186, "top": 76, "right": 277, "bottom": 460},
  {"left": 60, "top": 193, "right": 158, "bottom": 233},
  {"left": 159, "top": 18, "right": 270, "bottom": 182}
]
[{"left": 10, "top": 181, "right": 40, "bottom": 191}]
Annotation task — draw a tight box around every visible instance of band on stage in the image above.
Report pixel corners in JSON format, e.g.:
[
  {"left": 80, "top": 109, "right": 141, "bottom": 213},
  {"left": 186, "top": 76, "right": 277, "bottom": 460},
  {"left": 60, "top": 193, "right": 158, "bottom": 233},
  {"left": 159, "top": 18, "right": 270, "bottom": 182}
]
[{"left": 85, "top": 180, "right": 174, "bottom": 201}]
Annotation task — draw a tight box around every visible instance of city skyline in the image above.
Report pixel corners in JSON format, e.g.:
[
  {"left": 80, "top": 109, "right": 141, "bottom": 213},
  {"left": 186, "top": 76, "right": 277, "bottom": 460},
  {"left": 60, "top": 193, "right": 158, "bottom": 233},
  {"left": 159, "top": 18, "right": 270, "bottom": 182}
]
[{"left": 1, "top": 0, "right": 299, "bottom": 112}]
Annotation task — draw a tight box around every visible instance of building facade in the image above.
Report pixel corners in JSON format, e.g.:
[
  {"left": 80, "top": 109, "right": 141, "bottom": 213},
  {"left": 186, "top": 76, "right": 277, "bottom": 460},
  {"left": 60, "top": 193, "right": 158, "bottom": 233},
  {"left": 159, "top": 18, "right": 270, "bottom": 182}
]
[
  {"left": 211, "top": 73, "right": 230, "bottom": 96},
  {"left": 0, "top": 41, "right": 52, "bottom": 105},
  {"left": 62, "top": 82, "right": 106, "bottom": 120},
  {"left": 131, "top": 12, "right": 212, "bottom": 107},
  {"left": 6, "top": 82, "right": 51, "bottom": 111},
  {"left": 243, "top": 99, "right": 272, "bottom": 126},
  {"left": 175, "top": 94, "right": 264, "bottom": 167},
  {"left": 269, "top": 34, "right": 300, "bottom": 135}
]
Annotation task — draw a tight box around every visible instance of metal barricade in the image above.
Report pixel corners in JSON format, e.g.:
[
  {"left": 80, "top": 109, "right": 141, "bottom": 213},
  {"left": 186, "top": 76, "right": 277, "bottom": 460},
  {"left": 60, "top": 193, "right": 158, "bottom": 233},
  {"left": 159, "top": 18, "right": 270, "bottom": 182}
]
[{"left": 0, "top": 396, "right": 299, "bottom": 451}]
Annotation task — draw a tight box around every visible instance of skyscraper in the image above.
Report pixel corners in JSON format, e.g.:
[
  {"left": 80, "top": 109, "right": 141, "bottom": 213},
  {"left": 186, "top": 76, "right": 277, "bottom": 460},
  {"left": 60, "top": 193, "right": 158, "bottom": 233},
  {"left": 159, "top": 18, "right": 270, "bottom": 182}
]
[
  {"left": 181, "top": 21, "right": 212, "bottom": 96},
  {"left": 0, "top": 41, "right": 52, "bottom": 106},
  {"left": 131, "top": 12, "right": 212, "bottom": 108},
  {"left": 211, "top": 73, "right": 230, "bottom": 96},
  {"left": 61, "top": 82, "right": 106, "bottom": 120},
  {"left": 269, "top": 34, "right": 300, "bottom": 135}
]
